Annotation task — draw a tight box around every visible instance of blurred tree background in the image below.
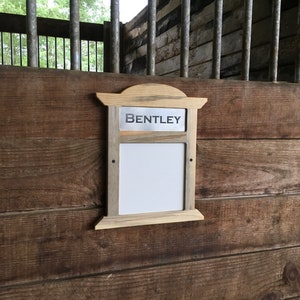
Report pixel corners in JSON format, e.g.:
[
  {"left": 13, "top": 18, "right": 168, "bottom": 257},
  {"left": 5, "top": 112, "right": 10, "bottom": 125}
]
[{"left": 0, "top": 0, "right": 110, "bottom": 71}]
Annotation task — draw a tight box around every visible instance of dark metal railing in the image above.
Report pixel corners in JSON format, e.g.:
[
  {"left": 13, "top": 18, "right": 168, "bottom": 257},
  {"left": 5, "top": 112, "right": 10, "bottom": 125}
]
[
  {"left": 0, "top": 11, "right": 104, "bottom": 72},
  {"left": 147, "top": 0, "right": 156, "bottom": 75},
  {"left": 241, "top": 0, "right": 253, "bottom": 81},
  {"left": 70, "top": 0, "right": 80, "bottom": 70},
  {"left": 26, "top": 0, "right": 38, "bottom": 67},
  {"left": 110, "top": 0, "right": 120, "bottom": 73},
  {"left": 296, "top": 0, "right": 300, "bottom": 82},
  {"left": 180, "top": 0, "right": 190, "bottom": 78},
  {"left": 0, "top": 0, "right": 299, "bottom": 82},
  {"left": 269, "top": 0, "right": 282, "bottom": 82},
  {"left": 212, "top": 0, "right": 223, "bottom": 80}
]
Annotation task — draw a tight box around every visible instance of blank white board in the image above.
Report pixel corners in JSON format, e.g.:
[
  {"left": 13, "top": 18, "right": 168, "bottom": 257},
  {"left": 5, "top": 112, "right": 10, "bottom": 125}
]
[{"left": 119, "top": 143, "right": 185, "bottom": 215}]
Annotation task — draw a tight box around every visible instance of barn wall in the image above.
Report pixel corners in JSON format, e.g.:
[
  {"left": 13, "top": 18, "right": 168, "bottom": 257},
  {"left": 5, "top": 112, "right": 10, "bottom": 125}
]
[
  {"left": 123, "top": 0, "right": 298, "bottom": 82},
  {"left": 1, "top": 66, "right": 300, "bottom": 299}
]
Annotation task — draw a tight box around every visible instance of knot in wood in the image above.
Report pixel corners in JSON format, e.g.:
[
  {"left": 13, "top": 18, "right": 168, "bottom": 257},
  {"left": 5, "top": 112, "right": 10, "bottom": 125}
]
[
  {"left": 261, "top": 291, "right": 283, "bottom": 300},
  {"left": 283, "top": 261, "right": 300, "bottom": 285}
]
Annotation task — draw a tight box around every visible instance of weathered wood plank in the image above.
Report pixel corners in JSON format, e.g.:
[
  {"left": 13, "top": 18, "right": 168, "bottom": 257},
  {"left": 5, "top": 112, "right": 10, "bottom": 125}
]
[
  {"left": 125, "top": 0, "right": 242, "bottom": 66},
  {"left": 197, "top": 140, "right": 300, "bottom": 198},
  {"left": 0, "top": 138, "right": 105, "bottom": 212},
  {"left": 124, "top": 0, "right": 297, "bottom": 80},
  {"left": 155, "top": 8, "right": 296, "bottom": 77},
  {"left": 2, "top": 138, "right": 300, "bottom": 211},
  {"left": 195, "top": 80, "right": 300, "bottom": 139},
  {"left": 1, "top": 245, "right": 300, "bottom": 299},
  {"left": 173, "top": 35, "right": 295, "bottom": 81},
  {"left": 124, "top": 0, "right": 243, "bottom": 68},
  {"left": 1, "top": 68, "right": 300, "bottom": 212},
  {"left": 130, "top": 0, "right": 281, "bottom": 67},
  {"left": 1, "top": 68, "right": 300, "bottom": 139},
  {"left": 1, "top": 195, "right": 300, "bottom": 287},
  {"left": 0, "top": 68, "right": 105, "bottom": 138},
  {"left": 124, "top": 0, "right": 243, "bottom": 53}
]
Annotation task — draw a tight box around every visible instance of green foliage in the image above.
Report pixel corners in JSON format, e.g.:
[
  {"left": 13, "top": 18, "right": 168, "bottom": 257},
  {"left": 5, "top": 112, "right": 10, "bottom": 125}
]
[
  {"left": 0, "top": 0, "right": 110, "bottom": 71},
  {"left": 0, "top": 0, "right": 110, "bottom": 22},
  {"left": 0, "top": 0, "right": 26, "bottom": 15},
  {"left": 35, "top": 0, "right": 110, "bottom": 23}
]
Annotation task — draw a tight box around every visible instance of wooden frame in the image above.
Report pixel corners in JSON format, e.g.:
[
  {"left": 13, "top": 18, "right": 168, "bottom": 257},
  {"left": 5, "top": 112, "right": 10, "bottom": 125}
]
[{"left": 95, "top": 83, "right": 207, "bottom": 229}]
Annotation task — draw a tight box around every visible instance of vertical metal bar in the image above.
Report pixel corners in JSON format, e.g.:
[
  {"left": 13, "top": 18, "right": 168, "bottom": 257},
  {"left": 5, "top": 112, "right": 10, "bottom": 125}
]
[
  {"left": 80, "top": 40, "right": 82, "bottom": 70},
  {"left": 26, "top": 0, "right": 38, "bottom": 67},
  {"left": 241, "top": 0, "right": 253, "bottom": 80},
  {"left": 10, "top": 33, "right": 13, "bottom": 65},
  {"left": 38, "top": 36, "right": 40, "bottom": 67},
  {"left": 269, "top": 0, "right": 281, "bottom": 82},
  {"left": 95, "top": 41, "right": 98, "bottom": 72},
  {"left": 295, "top": 0, "right": 300, "bottom": 83},
  {"left": 147, "top": 0, "right": 156, "bottom": 75},
  {"left": 88, "top": 41, "right": 90, "bottom": 71},
  {"left": 70, "top": 0, "right": 80, "bottom": 70},
  {"left": 20, "top": 33, "right": 23, "bottom": 66},
  {"left": 212, "top": 0, "right": 223, "bottom": 79},
  {"left": 111, "top": 0, "right": 120, "bottom": 73},
  {"left": 180, "top": 0, "right": 190, "bottom": 78},
  {"left": 103, "top": 21, "right": 109, "bottom": 72},
  {"left": 1, "top": 32, "right": 3, "bottom": 65},
  {"left": 46, "top": 36, "right": 49, "bottom": 68},
  {"left": 55, "top": 37, "right": 58, "bottom": 69},
  {"left": 63, "top": 38, "right": 66, "bottom": 69}
]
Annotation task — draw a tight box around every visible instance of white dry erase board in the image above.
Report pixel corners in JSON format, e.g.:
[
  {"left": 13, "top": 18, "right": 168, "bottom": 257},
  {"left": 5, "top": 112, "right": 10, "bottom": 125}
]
[
  {"left": 94, "top": 83, "right": 208, "bottom": 230},
  {"left": 119, "top": 143, "right": 185, "bottom": 215}
]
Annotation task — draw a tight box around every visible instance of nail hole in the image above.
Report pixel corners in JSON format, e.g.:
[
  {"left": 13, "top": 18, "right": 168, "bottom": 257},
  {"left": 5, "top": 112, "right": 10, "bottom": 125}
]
[
  {"left": 190, "top": 158, "right": 193, "bottom": 162},
  {"left": 112, "top": 160, "right": 115, "bottom": 163}
]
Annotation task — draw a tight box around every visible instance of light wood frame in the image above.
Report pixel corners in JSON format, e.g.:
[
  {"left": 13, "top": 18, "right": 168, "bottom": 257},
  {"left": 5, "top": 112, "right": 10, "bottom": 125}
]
[{"left": 95, "top": 83, "right": 207, "bottom": 230}]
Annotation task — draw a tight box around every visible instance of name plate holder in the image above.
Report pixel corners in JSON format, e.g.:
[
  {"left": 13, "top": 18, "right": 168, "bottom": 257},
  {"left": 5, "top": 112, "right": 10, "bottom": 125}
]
[{"left": 95, "top": 83, "right": 207, "bottom": 230}]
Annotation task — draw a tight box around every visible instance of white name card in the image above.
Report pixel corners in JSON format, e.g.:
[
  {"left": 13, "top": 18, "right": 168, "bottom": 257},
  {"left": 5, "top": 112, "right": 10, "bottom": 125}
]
[
  {"left": 119, "top": 143, "right": 185, "bottom": 215},
  {"left": 120, "top": 107, "right": 186, "bottom": 131}
]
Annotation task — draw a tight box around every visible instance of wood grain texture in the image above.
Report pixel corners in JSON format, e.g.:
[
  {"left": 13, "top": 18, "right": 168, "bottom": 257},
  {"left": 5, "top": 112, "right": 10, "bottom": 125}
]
[
  {"left": 1, "top": 195, "right": 300, "bottom": 287},
  {"left": 1, "top": 67, "right": 300, "bottom": 139},
  {"left": 0, "top": 138, "right": 105, "bottom": 212},
  {"left": 0, "top": 68, "right": 105, "bottom": 138},
  {"left": 95, "top": 209, "right": 203, "bottom": 229},
  {"left": 1, "top": 68, "right": 300, "bottom": 213},
  {"left": 155, "top": 8, "right": 296, "bottom": 77},
  {"left": 2, "top": 137, "right": 299, "bottom": 211},
  {"left": 124, "top": 0, "right": 297, "bottom": 81},
  {"left": 125, "top": 0, "right": 243, "bottom": 66},
  {"left": 1, "top": 247, "right": 300, "bottom": 299},
  {"left": 96, "top": 83, "right": 207, "bottom": 109},
  {"left": 195, "top": 80, "right": 300, "bottom": 139},
  {"left": 1, "top": 50, "right": 300, "bottom": 300},
  {"left": 197, "top": 139, "right": 300, "bottom": 198}
]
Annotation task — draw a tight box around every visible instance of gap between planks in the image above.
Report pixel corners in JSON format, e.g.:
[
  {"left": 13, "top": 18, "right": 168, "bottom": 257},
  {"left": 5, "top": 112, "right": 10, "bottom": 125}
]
[
  {"left": 2, "top": 191, "right": 300, "bottom": 217},
  {"left": 0, "top": 205, "right": 102, "bottom": 218},
  {"left": 2, "top": 243, "right": 300, "bottom": 291}
]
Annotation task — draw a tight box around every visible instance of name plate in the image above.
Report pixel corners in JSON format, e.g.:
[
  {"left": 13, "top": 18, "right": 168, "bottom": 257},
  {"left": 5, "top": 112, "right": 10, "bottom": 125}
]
[{"left": 120, "top": 107, "right": 186, "bottom": 131}]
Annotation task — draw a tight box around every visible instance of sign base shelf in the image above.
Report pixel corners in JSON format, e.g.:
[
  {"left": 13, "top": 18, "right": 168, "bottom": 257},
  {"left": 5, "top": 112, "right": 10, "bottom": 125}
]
[{"left": 95, "top": 209, "right": 204, "bottom": 230}]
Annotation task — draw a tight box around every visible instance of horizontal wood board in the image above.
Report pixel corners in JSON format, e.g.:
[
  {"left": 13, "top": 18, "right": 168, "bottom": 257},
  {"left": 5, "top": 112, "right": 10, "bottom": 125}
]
[
  {"left": 1, "top": 246, "right": 300, "bottom": 299},
  {"left": 1, "top": 67, "right": 300, "bottom": 299},
  {"left": 1, "top": 195, "right": 300, "bottom": 289},
  {"left": 1, "top": 67, "right": 299, "bottom": 139},
  {"left": 0, "top": 68, "right": 300, "bottom": 212},
  {"left": 1, "top": 67, "right": 300, "bottom": 211},
  {"left": 2, "top": 138, "right": 300, "bottom": 211}
]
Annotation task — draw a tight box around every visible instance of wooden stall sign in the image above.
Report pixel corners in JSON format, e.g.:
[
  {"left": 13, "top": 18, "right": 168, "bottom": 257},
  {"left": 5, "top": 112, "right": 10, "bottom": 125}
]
[{"left": 95, "top": 83, "right": 207, "bottom": 229}]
